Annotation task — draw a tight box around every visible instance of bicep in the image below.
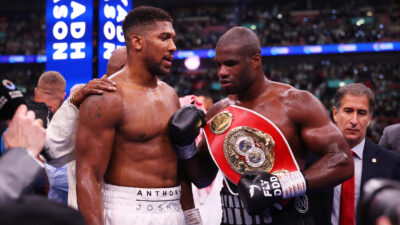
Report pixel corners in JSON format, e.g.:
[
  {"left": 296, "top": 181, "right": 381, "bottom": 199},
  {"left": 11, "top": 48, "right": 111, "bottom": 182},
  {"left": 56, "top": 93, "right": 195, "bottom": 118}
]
[
  {"left": 76, "top": 95, "right": 120, "bottom": 181},
  {"left": 297, "top": 95, "right": 347, "bottom": 155}
]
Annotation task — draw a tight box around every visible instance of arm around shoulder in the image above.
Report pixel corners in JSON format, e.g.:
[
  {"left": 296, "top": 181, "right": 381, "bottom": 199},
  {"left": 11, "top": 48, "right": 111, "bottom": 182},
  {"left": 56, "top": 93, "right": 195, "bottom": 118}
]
[{"left": 44, "top": 98, "right": 79, "bottom": 167}]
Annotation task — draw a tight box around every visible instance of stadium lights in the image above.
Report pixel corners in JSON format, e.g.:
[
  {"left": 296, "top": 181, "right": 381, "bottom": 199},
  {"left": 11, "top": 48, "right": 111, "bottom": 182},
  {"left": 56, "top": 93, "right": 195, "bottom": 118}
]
[{"left": 1, "top": 41, "right": 400, "bottom": 63}]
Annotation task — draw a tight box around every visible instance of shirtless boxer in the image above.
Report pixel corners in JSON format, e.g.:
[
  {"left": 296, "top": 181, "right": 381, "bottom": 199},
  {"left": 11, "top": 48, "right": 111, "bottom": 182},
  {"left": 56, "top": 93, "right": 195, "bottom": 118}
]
[
  {"left": 76, "top": 6, "right": 184, "bottom": 225},
  {"left": 169, "top": 27, "right": 354, "bottom": 224}
]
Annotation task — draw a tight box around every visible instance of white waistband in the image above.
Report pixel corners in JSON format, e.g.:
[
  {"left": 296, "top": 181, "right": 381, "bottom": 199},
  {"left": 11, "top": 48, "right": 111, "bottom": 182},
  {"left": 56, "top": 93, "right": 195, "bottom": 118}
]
[{"left": 102, "top": 183, "right": 182, "bottom": 213}]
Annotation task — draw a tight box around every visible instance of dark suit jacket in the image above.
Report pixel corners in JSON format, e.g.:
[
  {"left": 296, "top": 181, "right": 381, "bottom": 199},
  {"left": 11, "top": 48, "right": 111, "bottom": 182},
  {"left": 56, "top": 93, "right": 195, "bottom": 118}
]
[
  {"left": 379, "top": 123, "right": 400, "bottom": 153},
  {"left": 307, "top": 138, "right": 400, "bottom": 225}
]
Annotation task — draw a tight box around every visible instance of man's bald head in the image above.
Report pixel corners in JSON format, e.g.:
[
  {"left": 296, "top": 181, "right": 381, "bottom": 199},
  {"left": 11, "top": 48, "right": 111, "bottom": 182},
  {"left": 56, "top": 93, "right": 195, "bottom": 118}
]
[
  {"left": 35, "top": 71, "right": 66, "bottom": 113},
  {"left": 106, "top": 46, "right": 127, "bottom": 76},
  {"left": 216, "top": 27, "right": 261, "bottom": 58}
]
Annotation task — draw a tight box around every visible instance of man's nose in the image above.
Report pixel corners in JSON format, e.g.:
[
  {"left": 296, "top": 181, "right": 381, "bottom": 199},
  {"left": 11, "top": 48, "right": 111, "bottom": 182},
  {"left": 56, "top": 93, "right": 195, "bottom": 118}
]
[
  {"left": 218, "top": 66, "right": 228, "bottom": 78},
  {"left": 169, "top": 39, "right": 177, "bottom": 53},
  {"left": 349, "top": 112, "right": 359, "bottom": 125}
]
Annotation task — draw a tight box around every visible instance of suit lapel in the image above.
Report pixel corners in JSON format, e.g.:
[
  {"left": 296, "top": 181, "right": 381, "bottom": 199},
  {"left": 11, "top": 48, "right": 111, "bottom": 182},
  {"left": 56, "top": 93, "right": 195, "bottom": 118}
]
[{"left": 360, "top": 139, "right": 379, "bottom": 198}]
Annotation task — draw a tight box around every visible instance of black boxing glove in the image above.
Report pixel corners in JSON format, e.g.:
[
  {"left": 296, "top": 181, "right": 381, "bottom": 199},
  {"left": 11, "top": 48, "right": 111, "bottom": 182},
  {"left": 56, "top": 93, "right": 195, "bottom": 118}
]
[
  {"left": 238, "top": 171, "right": 307, "bottom": 215},
  {"left": 168, "top": 104, "right": 206, "bottom": 159}
]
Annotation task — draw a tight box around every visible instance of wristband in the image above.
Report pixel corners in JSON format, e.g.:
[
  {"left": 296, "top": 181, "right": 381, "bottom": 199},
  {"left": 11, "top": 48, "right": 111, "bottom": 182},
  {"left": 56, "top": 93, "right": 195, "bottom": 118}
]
[
  {"left": 183, "top": 208, "right": 203, "bottom": 225},
  {"left": 175, "top": 141, "right": 197, "bottom": 160},
  {"left": 276, "top": 171, "right": 306, "bottom": 199}
]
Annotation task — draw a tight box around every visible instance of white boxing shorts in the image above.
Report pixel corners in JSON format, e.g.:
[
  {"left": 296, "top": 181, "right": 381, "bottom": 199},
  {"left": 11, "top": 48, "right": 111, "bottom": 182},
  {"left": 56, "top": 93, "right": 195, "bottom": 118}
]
[{"left": 102, "top": 183, "right": 185, "bottom": 225}]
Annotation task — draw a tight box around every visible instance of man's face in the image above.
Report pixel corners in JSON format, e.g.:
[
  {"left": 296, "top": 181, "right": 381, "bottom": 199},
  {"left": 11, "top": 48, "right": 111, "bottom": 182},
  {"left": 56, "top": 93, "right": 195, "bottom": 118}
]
[
  {"left": 333, "top": 94, "right": 372, "bottom": 147},
  {"left": 214, "top": 45, "right": 254, "bottom": 94},
  {"left": 143, "top": 21, "right": 176, "bottom": 76},
  {"left": 34, "top": 83, "right": 65, "bottom": 113}
]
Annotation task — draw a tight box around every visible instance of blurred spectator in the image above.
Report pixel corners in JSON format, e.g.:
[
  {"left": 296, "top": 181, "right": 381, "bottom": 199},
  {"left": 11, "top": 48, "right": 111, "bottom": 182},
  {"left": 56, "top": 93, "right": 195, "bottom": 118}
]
[
  {"left": 378, "top": 123, "right": 400, "bottom": 153},
  {"left": 0, "top": 79, "right": 46, "bottom": 202},
  {"left": 358, "top": 178, "right": 400, "bottom": 225}
]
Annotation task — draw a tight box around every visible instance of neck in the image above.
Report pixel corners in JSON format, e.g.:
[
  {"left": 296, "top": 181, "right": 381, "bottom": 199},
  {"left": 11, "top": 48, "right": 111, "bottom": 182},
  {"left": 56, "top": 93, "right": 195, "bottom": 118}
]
[
  {"left": 125, "top": 55, "right": 158, "bottom": 87},
  {"left": 237, "top": 74, "right": 269, "bottom": 102}
]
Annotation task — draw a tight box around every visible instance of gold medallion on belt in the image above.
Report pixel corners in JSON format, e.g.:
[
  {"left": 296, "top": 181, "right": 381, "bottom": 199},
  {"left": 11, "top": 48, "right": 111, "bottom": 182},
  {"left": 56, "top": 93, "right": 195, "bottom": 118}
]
[{"left": 210, "top": 111, "right": 276, "bottom": 175}]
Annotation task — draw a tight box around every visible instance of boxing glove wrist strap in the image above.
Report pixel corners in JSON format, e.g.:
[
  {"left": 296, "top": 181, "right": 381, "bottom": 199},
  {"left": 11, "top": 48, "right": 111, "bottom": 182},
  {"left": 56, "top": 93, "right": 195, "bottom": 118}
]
[
  {"left": 175, "top": 141, "right": 197, "bottom": 160},
  {"left": 275, "top": 171, "right": 307, "bottom": 199},
  {"left": 183, "top": 208, "right": 203, "bottom": 225}
]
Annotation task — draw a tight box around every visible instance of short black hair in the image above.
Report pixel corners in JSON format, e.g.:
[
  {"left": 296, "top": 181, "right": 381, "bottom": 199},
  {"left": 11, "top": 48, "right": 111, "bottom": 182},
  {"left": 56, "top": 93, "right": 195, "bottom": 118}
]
[{"left": 122, "top": 6, "right": 172, "bottom": 46}]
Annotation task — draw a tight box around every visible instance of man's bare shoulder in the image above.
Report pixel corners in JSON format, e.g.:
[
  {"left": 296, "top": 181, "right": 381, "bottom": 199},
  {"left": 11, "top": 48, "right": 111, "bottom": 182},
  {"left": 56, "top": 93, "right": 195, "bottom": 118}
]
[
  {"left": 79, "top": 88, "right": 123, "bottom": 126},
  {"left": 274, "top": 83, "right": 330, "bottom": 125},
  {"left": 206, "top": 97, "right": 233, "bottom": 120}
]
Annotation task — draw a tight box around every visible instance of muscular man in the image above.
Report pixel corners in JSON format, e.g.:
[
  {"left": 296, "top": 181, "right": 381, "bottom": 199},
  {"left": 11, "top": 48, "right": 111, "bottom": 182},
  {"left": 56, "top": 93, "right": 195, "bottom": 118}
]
[
  {"left": 169, "top": 27, "right": 353, "bottom": 225},
  {"left": 44, "top": 46, "right": 126, "bottom": 209},
  {"left": 76, "top": 6, "right": 184, "bottom": 225}
]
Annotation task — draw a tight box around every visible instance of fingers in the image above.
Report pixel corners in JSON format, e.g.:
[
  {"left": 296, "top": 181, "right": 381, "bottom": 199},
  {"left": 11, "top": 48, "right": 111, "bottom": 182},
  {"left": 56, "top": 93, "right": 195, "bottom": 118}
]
[
  {"left": 82, "top": 84, "right": 116, "bottom": 94},
  {"left": 3, "top": 104, "right": 45, "bottom": 153},
  {"left": 11, "top": 104, "right": 28, "bottom": 121}
]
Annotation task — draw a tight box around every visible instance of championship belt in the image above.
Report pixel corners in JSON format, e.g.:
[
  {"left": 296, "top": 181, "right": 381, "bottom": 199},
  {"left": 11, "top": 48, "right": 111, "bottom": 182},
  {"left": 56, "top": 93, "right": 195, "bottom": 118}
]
[{"left": 203, "top": 105, "right": 300, "bottom": 185}]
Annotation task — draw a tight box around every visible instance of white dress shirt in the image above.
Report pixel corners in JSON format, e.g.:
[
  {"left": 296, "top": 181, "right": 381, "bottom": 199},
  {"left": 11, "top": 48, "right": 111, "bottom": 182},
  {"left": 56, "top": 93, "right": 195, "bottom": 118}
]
[{"left": 331, "top": 138, "right": 365, "bottom": 225}]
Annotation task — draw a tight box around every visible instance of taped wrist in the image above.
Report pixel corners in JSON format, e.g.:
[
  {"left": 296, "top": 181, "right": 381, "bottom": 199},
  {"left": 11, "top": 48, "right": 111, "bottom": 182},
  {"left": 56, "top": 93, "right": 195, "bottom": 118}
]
[
  {"left": 183, "top": 208, "right": 203, "bottom": 225},
  {"left": 275, "top": 171, "right": 307, "bottom": 199},
  {"left": 175, "top": 141, "right": 197, "bottom": 160}
]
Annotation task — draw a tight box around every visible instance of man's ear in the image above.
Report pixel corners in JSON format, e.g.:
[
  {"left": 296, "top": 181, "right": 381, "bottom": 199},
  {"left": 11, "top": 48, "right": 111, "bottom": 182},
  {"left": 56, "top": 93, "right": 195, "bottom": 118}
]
[
  {"left": 130, "top": 35, "right": 143, "bottom": 51},
  {"left": 251, "top": 53, "right": 262, "bottom": 70},
  {"left": 332, "top": 106, "right": 338, "bottom": 123}
]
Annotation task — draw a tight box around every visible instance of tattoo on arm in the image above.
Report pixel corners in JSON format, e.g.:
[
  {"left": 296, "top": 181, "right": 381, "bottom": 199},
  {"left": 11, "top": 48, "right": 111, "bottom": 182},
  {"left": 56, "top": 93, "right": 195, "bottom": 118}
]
[{"left": 86, "top": 101, "right": 102, "bottom": 120}]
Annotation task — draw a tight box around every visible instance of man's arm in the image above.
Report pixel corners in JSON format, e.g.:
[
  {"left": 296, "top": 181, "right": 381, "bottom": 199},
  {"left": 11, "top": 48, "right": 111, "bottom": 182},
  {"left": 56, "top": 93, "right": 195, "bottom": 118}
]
[
  {"left": 294, "top": 91, "right": 353, "bottom": 188},
  {"left": 76, "top": 93, "right": 121, "bottom": 225},
  {"left": 45, "top": 77, "right": 116, "bottom": 167},
  {"left": 0, "top": 105, "right": 46, "bottom": 202}
]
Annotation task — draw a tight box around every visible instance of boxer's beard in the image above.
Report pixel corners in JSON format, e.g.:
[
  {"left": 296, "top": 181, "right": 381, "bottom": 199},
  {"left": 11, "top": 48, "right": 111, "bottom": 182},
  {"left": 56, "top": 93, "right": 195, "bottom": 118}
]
[{"left": 149, "top": 62, "right": 170, "bottom": 77}]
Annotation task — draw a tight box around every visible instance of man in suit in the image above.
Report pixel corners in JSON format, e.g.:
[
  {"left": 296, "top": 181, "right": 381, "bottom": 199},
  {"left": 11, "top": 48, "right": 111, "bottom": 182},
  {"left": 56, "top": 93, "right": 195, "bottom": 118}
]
[
  {"left": 309, "top": 83, "right": 400, "bottom": 225},
  {"left": 379, "top": 124, "right": 400, "bottom": 153}
]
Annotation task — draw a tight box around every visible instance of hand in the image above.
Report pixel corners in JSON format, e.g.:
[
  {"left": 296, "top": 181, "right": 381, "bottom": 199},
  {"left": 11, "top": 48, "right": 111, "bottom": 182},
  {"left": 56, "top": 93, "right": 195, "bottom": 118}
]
[
  {"left": 238, "top": 170, "right": 307, "bottom": 215},
  {"left": 3, "top": 105, "right": 46, "bottom": 157},
  {"left": 168, "top": 105, "right": 206, "bottom": 159},
  {"left": 71, "top": 75, "right": 117, "bottom": 107},
  {"left": 169, "top": 104, "right": 206, "bottom": 146}
]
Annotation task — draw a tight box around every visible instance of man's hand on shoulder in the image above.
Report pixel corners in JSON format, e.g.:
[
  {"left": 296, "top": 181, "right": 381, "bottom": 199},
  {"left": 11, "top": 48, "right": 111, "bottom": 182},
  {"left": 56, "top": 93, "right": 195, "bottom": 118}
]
[{"left": 71, "top": 75, "right": 117, "bottom": 108}]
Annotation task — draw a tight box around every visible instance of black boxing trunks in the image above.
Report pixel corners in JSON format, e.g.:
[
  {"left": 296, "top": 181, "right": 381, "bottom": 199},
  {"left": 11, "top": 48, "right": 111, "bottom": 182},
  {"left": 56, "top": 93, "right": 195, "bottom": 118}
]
[{"left": 220, "top": 186, "right": 314, "bottom": 225}]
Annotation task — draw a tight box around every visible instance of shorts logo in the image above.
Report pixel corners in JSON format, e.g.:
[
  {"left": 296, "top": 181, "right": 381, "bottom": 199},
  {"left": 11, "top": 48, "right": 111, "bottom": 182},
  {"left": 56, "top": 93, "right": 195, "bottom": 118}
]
[
  {"left": 294, "top": 195, "right": 309, "bottom": 214},
  {"left": 2, "top": 79, "right": 16, "bottom": 90}
]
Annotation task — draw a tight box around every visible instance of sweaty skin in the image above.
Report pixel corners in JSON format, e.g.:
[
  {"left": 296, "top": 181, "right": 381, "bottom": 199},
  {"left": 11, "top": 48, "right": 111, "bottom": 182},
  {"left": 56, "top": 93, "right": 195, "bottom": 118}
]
[
  {"left": 76, "top": 20, "right": 179, "bottom": 225},
  {"left": 184, "top": 31, "right": 353, "bottom": 190}
]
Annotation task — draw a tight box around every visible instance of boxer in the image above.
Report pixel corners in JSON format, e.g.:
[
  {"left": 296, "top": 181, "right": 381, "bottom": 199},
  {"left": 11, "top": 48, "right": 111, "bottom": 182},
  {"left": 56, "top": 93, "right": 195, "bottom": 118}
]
[
  {"left": 76, "top": 6, "right": 187, "bottom": 225},
  {"left": 169, "top": 27, "right": 354, "bottom": 224}
]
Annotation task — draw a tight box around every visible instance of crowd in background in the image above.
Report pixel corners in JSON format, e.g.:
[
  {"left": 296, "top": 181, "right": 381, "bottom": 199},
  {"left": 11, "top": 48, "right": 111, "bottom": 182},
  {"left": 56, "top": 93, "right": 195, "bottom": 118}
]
[
  {"left": 0, "top": 13, "right": 46, "bottom": 55},
  {"left": 1, "top": 2, "right": 400, "bottom": 54},
  {"left": 172, "top": 2, "right": 400, "bottom": 49},
  {"left": 0, "top": 0, "right": 399, "bottom": 143}
]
